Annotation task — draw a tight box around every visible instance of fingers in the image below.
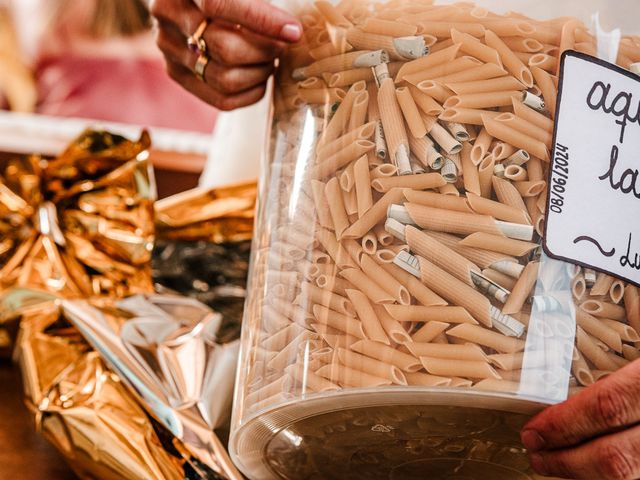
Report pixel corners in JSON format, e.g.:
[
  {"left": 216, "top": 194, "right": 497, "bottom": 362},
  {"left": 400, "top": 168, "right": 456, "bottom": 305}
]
[
  {"left": 529, "top": 424, "right": 640, "bottom": 480},
  {"left": 194, "top": 0, "right": 303, "bottom": 42},
  {"left": 156, "top": 25, "right": 274, "bottom": 90},
  {"left": 522, "top": 360, "right": 640, "bottom": 452},
  {"left": 166, "top": 62, "right": 267, "bottom": 110},
  {"left": 204, "top": 23, "right": 285, "bottom": 66}
]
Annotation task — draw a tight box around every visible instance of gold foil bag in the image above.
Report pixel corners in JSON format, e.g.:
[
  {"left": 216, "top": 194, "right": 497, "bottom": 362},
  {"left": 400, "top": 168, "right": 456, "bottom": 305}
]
[
  {"left": 15, "top": 302, "right": 187, "bottom": 480},
  {"left": 0, "top": 130, "right": 155, "bottom": 298}
]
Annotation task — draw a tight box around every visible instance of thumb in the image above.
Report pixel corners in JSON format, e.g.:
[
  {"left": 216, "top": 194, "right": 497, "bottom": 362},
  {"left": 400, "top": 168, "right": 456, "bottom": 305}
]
[{"left": 195, "top": 0, "right": 303, "bottom": 42}]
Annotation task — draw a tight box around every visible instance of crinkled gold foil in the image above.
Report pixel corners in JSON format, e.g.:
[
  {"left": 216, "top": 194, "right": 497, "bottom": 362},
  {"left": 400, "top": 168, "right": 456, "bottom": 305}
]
[
  {"left": 155, "top": 181, "right": 256, "bottom": 243},
  {"left": 62, "top": 294, "right": 244, "bottom": 480},
  {"left": 15, "top": 302, "right": 187, "bottom": 480},
  {"left": 0, "top": 130, "right": 155, "bottom": 298}
]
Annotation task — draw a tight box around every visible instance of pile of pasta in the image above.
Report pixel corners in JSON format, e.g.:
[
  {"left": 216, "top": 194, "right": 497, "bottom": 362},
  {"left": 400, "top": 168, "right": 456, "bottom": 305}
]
[{"left": 239, "top": 0, "right": 640, "bottom": 416}]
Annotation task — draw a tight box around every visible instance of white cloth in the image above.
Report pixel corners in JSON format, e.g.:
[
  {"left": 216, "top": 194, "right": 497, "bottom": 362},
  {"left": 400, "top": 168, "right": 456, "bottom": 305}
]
[{"left": 199, "top": 0, "right": 639, "bottom": 188}]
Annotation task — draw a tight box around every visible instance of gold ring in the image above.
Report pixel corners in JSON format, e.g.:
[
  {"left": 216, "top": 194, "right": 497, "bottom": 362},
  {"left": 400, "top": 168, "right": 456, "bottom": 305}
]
[
  {"left": 187, "top": 19, "right": 209, "bottom": 54},
  {"left": 194, "top": 53, "right": 210, "bottom": 82}
]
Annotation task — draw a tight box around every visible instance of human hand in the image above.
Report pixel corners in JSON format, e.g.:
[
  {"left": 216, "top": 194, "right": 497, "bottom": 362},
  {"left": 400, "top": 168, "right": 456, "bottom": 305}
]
[
  {"left": 150, "top": 0, "right": 302, "bottom": 110},
  {"left": 521, "top": 360, "right": 640, "bottom": 479}
]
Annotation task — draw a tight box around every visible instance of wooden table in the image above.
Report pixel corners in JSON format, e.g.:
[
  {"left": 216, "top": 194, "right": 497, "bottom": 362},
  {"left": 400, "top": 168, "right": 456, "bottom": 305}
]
[{"left": 0, "top": 360, "right": 77, "bottom": 480}]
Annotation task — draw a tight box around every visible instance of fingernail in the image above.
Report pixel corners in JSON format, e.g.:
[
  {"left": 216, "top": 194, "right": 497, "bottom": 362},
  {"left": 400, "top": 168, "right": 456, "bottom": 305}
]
[
  {"left": 281, "top": 23, "right": 302, "bottom": 42},
  {"left": 521, "top": 429, "right": 546, "bottom": 452},
  {"left": 529, "top": 453, "right": 549, "bottom": 476}
]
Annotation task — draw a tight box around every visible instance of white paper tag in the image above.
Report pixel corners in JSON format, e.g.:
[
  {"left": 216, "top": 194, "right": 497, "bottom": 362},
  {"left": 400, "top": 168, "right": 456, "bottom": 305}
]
[{"left": 544, "top": 51, "right": 640, "bottom": 287}]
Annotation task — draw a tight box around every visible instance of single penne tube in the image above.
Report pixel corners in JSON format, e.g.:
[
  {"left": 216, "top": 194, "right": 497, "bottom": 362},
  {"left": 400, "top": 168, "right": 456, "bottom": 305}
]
[
  {"left": 466, "top": 193, "right": 532, "bottom": 225},
  {"left": 571, "top": 349, "right": 595, "bottom": 387},
  {"left": 514, "top": 180, "right": 546, "bottom": 197},
  {"left": 491, "top": 175, "right": 527, "bottom": 214},
  {"left": 348, "top": 90, "right": 369, "bottom": 131},
  {"left": 405, "top": 371, "right": 452, "bottom": 387},
  {"left": 316, "top": 122, "right": 376, "bottom": 163},
  {"left": 440, "top": 107, "right": 501, "bottom": 126},
  {"left": 408, "top": 256, "right": 493, "bottom": 326},
  {"left": 346, "top": 288, "right": 390, "bottom": 344},
  {"left": 501, "top": 36, "right": 544, "bottom": 53},
  {"left": 373, "top": 304, "right": 413, "bottom": 344},
  {"left": 361, "top": 231, "right": 378, "bottom": 255},
  {"left": 493, "top": 112, "right": 553, "bottom": 149},
  {"left": 590, "top": 273, "right": 615, "bottom": 297},
  {"left": 459, "top": 232, "right": 538, "bottom": 257},
  {"left": 485, "top": 30, "right": 534, "bottom": 87},
  {"left": 511, "top": 98, "right": 555, "bottom": 133},
  {"left": 351, "top": 339, "right": 423, "bottom": 372},
  {"left": 450, "top": 28, "right": 502, "bottom": 66},
  {"left": 482, "top": 115, "right": 549, "bottom": 161},
  {"left": 404, "top": 56, "right": 483, "bottom": 86},
  {"left": 326, "top": 68, "right": 374, "bottom": 87},
  {"left": 378, "top": 74, "right": 411, "bottom": 174},
  {"left": 609, "top": 280, "right": 625, "bottom": 304},
  {"left": 371, "top": 172, "right": 446, "bottom": 193},
  {"left": 421, "top": 356, "right": 501, "bottom": 379},
  {"left": 361, "top": 254, "right": 411, "bottom": 305},
  {"left": 580, "top": 300, "right": 627, "bottom": 321},
  {"left": 408, "top": 135, "right": 444, "bottom": 170},
  {"left": 481, "top": 268, "right": 517, "bottom": 291},
  {"left": 408, "top": 85, "right": 444, "bottom": 115},
  {"left": 470, "top": 127, "right": 494, "bottom": 165},
  {"left": 361, "top": 17, "right": 418, "bottom": 37},
  {"left": 312, "top": 304, "right": 366, "bottom": 338},
  {"left": 492, "top": 142, "right": 518, "bottom": 161},
  {"left": 285, "top": 363, "right": 340, "bottom": 392},
  {"left": 429, "top": 122, "right": 462, "bottom": 154},
  {"left": 576, "top": 327, "right": 620, "bottom": 371},
  {"left": 339, "top": 267, "right": 395, "bottom": 304},
  {"left": 316, "top": 227, "right": 357, "bottom": 269},
  {"left": 532, "top": 66, "right": 558, "bottom": 119},
  {"left": 416, "top": 21, "right": 485, "bottom": 38},
  {"left": 353, "top": 154, "right": 373, "bottom": 217},
  {"left": 395, "top": 44, "right": 461, "bottom": 82},
  {"left": 370, "top": 163, "right": 397, "bottom": 179},
  {"left": 408, "top": 321, "right": 451, "bottom": 343},
  {"left": 396, "top": 86, "right": 428, "bottom": 138},
  {"left": 405, "top": 225, "right": 481, "bottom": 286},
  {"left": 528, "top": 53, "right": 557, "bottom": 73},
  {"left": 402, "top": 190, "right": 473, "bottom": 213},
  {"left": 407, "top": 342, "right": 488, "bottom": 362},
  {"left": 379, "top": 261, "right": 448, "bottom": 307},
  {"left": 341, "top": 238, "right": 364, "bottom": 265},
  {"left": 340, "top": 162, "right": 355, "bottom": 192},
  {"left": 301, "top": 280, "right": 356, "bottom": 316},
  {"left": 416, "top": 80, "right": 455, "bottom": 104},
  {"left": 480, "top": 19, "right": 536, "bottom": 38},
  {"left": 446, "top": 76, "right": 526, "bottom": 95},
  {"left": 403, "top": 203, "right": 506, "bottom": 238},
  {"left": 444, "top": 90, "right": 522, "bottom": 110},
  {"left": 319, "top": 80, "right": 367, "bottom": 145},
  {"left": 343, "top": 188, "right": 405, "bottom": 239},
  {"left": 431, "top": 62, "right": 508, "bottom": 85},
  {"left": 316, "top": 362, "right": 392, "bottom": 388},
  {"left": 501, "top": 261, "right": 540, "bottom": 315},
  {"left": 325, "top": 177, "right": 350, "bottom": 238},
  {"left": 292, "top": 51, "right": 374, "bottom": 80},
  {"left": 312, "top": 139, "right": 375, "bottom": 179},
  {"left": 576, "top": 310, "right": 624, "bottom": 352},
  {"left": 447, "top": 323, "right": 525, "bottom": 354},
  {"left": 337, "top": 348, "right": 407, "bottom": 385},
  {"left": 385, "top": 305, "right": 478, "bottom": 325},
  {"left": 624, "top": 285, "right": 640, "bottom": 332},
  {"left": 310, "top": 179, "right": 335, "bottom": 229}
]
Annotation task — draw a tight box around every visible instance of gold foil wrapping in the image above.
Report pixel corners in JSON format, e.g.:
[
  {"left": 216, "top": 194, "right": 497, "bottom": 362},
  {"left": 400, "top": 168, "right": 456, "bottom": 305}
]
[
  {"left": 155, "top": 181, "right": 256, "bottom": 243},
  {"left": 15, "top": 302, "right": 186, "bottom": 480},
  {"left": 0, "top": 130, "right": 155, "bottom": 298}
]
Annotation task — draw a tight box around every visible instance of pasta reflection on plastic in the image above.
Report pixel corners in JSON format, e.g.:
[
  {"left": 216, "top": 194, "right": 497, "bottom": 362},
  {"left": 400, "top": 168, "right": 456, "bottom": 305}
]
[{"left": 230, "top": 1, "right": 640, "bottom": 479}]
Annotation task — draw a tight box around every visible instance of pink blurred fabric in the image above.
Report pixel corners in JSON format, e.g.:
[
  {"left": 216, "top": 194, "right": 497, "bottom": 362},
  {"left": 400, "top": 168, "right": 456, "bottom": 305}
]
[{"left": 36, "top": 54, "right": 217, "bottom": 133}]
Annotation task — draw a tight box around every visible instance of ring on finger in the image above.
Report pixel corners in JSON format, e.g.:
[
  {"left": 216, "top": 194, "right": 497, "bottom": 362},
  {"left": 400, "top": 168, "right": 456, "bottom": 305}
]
[
  {"left": 187, "top": 19, "right": 209, "bottom": 54},
  {"left": 194, "top": 53, "right": 210, "bottom": 82}
]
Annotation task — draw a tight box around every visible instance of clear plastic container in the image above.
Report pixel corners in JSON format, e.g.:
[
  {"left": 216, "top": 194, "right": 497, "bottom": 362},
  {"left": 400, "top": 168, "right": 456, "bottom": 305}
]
[{"left": 230, "top": 2, "right": 640, "bottom": 478}]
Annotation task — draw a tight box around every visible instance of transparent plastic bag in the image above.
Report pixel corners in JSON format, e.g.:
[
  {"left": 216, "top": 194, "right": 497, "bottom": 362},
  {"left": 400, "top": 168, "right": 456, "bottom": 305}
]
[{"left": 230, "top": 1, "right": 640, "bottom": 479}]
